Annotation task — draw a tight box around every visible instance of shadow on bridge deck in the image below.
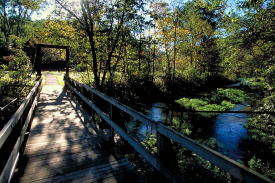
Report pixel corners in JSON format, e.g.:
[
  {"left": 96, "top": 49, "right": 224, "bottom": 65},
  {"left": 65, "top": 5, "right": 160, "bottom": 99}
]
[{"left": 11, "top": 73, "right": 145, "bottom": 183}]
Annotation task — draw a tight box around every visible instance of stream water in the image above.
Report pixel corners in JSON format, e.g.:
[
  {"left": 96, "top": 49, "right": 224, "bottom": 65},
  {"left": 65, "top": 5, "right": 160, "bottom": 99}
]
[
  {"left": 125, "top": 102, "right": 253, "bottom": 163},
  {"left": 211, "top": 104, "right": 253, "bottom": 163}
]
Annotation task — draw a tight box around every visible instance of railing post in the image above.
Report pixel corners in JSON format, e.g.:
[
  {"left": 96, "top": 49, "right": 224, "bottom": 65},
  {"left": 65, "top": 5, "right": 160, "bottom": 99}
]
[
  {"left": 81, "top": 85, "right": 83, "bottom": 105},
  {"left": 157, "top": 132, "right": 164, "bottom": 158},
  {"left": 72, "top": 81, "right": 76, "bottom": 99},
  {"left": 91, "top": 92, "right": 95, "bottom": 122},
  {"left": 110, "top": 103, "right": 115, "bottom": 146},
  {"left": 157, "top": 132, "right": 179, "bottom": 173},
  {"left": 0, "top": 108, "right": 3, "bottom": 125}
]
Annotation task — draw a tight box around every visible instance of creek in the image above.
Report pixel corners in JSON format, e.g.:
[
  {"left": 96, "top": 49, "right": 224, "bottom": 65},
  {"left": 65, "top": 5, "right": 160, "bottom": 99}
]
[
  {"left": 125, "top": 97, "right": 253, "bottom": 164},
  {"left": 211, "top": 104, "right": 253, "bottom": 163}
]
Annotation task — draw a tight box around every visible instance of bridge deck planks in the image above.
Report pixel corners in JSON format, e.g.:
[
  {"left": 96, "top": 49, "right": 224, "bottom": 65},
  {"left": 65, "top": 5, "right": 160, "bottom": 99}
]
[{"left": 12, "top": 73, "right": 145, "bottom": 183}]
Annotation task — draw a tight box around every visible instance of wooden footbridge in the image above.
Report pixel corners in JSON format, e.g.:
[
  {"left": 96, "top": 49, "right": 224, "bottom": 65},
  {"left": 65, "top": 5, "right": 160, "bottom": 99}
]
[{"left": 0, "top": 44, "right": 273, "bottom": 183}]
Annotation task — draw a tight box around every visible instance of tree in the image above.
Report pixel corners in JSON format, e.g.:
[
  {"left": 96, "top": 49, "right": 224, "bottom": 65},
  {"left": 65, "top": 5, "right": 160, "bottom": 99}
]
[
  {"left": 0, "top": 0, "right": 47, "bottom": 43},
  {"left": 55, "top": 0, "right": 148, "bottom": 89},
  {"left": 178, "top": 0, "right": 225, "bottom": 74},
  {"left": 218, "top": 0, "right": 275, "bottom": 80},
  {"left": 151, "top": 1, "right": 173, "bottom": 81}
]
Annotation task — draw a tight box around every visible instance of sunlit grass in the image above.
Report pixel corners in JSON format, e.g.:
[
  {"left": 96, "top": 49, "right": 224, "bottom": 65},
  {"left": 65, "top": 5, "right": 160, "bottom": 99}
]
[
  {"left": 42, "top": 73, "right": 46, "bottom": 86},
  {"left": 70, "top": 71, "right": 95, "bottom": 86}
]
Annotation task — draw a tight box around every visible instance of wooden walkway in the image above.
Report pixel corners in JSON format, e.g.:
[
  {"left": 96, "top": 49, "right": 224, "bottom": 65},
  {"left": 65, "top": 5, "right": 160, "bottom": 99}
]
[{"left": 12, "top": 72, "right": 145, "bottom": 183}]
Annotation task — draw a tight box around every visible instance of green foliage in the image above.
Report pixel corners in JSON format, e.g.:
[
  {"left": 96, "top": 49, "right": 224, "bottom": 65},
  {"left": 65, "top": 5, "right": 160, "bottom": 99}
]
[
  {"left": 248, "top": 156, "right": 275, "bottom": 180},
  {"left": 0, "top": 0, "right": 47, "bottom": 43},
  {"left": 176, "top": 146, "right": 231, "bottom": 183},
  {"left": 0, "top": 46, "right": 35, "bottom": 129},
  {"left": 140, "top": 131, "right": 232, "bottom": 182},
  {"left": 246, "top": 93, "right": 275, "bottom": 154},
  {"left": 218, "top": 0, "right": 275, "bottom": 84},
  {"left": 245, "top": 88, "right": 275, "bottom": 179},
  {"left": 74, "top": 63, "right": 86, "bottom": 72},
  {"left": 239, "top": 77, "right": 264, "bottom": 87},
  {"left": 0, "top": 47, "right": 33, "bottom": 103},
  {"left": 176, "top": 98, "right": 208, "bottom": 110},
  {"left": 172, "top": 0, "right": 224, "bottom": 75},
  {"left": 221, "top": 100, "right": 235, "bottom": 109},
  {"left": 181, "top": 67, "right": 207, "bottom": 84},
  {"left": 177, "top": 88, "right": 248, "bottom": 107}
]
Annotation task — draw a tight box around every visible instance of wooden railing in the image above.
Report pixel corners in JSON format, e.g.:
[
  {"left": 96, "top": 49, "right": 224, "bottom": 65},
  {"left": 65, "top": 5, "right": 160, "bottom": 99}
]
[
  {"left": 0, "top": 77, "right": 42, "bottom": 183},
  {"left": 64, "top": 75, "right": 273, "bottom": 183}
]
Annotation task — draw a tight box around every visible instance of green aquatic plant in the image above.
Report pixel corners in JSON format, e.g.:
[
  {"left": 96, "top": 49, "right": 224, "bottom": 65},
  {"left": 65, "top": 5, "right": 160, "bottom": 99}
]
[
  {"left": 141, "top": 137, "right": 157, "bottom": 154},
  {"left": 216, "top": 88, "right": 249, "bottom": 104},
  {"left": 175, "top": 88, "right": 249, "bottom": 118},
  {"left": 175, "top": 97, "right": 235, "bottom": 118},
  {"left": 221, "top": 100, "right": 235, "bottom": 109}
]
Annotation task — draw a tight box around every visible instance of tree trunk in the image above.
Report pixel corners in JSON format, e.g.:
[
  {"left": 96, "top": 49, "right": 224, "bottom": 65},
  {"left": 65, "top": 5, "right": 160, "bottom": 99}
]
[
  {"left": 165, "top": 40, "right": 170, "bottom": 81},
  {"left": 81, "top": 0, "right": 100, "bottom": 88},
  {"left": 173, "top": 9, "right": 177, "bottom": 82}
]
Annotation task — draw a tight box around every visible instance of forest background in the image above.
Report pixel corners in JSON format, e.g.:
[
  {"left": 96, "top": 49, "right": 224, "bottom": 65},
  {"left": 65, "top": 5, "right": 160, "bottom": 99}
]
[{"left": 1, "top": 0, "right": 275, "bottom": 181}]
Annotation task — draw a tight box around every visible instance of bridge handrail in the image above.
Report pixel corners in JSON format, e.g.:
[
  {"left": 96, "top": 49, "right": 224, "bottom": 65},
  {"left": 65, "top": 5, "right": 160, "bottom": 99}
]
[
  {"left": 65, "top": 76, "right": 273, "bottom": 183},
  {"left": 0, "top": 77, "right": 42, "bottom": 183}
]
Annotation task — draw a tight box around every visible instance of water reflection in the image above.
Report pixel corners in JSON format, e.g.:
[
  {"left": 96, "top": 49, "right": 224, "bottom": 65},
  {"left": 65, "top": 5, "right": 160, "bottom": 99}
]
[
  {"left": 126, "top": 117, "right": 156, "bottom": 142},
  {"left": 126, "top": 103, "right": 174, "bottom": 141}
]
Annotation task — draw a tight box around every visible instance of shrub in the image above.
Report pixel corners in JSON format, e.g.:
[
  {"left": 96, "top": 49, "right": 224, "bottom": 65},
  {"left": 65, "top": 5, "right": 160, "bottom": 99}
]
[{"left": 0, "top": 46, "right": 34, "bottom": 128}]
